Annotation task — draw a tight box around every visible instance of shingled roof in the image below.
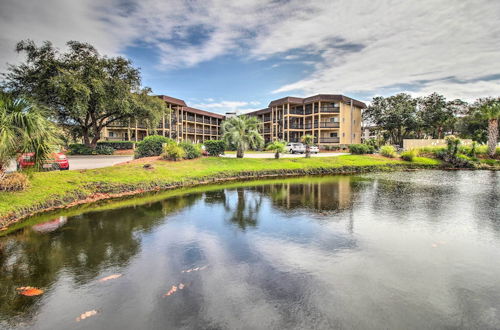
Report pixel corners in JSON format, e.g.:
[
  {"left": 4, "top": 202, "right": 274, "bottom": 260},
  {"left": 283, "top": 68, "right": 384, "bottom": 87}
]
[{"left": 158, "top": 95, "right": 187, "bottom": 107}]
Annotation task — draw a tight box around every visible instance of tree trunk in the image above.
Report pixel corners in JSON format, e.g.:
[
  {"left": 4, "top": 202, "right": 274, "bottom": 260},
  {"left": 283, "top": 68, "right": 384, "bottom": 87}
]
[
  {"left": 82, "top": 129, "right": 91, "bottom": 148},
  {"left": 236, "top": 148, "right": 244, "bottom": 158},
  {"left": 305, "top": 145, "right": 311, "bottom": 158},
  {"left": 487, "top": 118, "right": 498, "bottom": 157},
  {"left": 90, "top": 134, "right": 100, "bottom": 149},
  {"left": 275, "top": 151, "right": 280, "bottom": 159}
]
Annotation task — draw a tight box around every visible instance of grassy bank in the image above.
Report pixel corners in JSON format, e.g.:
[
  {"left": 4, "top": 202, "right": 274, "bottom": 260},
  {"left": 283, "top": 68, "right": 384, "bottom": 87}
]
[{"left": 0, "top": 155, "right": 441, "bottom": 229}]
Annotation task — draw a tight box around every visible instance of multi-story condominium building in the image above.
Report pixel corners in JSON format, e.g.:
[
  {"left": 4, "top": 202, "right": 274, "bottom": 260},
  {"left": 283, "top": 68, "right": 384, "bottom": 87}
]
[
  {"left": 102, "top": 95, "right": 225, "bottom": 143},
  {"left": 246, "top": 94, "right": 366, "bottom": 148}
]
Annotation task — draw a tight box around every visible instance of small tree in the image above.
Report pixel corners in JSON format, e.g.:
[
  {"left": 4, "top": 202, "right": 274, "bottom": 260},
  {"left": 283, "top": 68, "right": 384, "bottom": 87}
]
[
  {"left": 475, "top": 98, "right": 500, "bottom": 157},
  {"left": 266, "top": 140, "right": 286, "bottom": 159},
  {"left": 222, "top": 116, "right": 264, "bottom": 158},
  {"left": 301, "top": 134, "right": 314, "bottom": 158},
  {"left": 0, "top": 93, "right": 59, "bottom": 177},
  {"left": 445, "top": 135, "right": 461, "bottom": 157},
  {"left": 2, "top": 40, "right": 167, "bottom": 149}
]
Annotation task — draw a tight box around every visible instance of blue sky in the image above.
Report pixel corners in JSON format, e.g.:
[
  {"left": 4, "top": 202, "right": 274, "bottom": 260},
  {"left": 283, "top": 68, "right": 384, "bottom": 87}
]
[{"left": 1, "top": 0, "right": 500, "bottom": 114}]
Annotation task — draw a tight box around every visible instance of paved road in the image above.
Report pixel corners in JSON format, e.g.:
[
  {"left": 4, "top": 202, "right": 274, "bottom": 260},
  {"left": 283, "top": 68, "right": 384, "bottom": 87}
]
[
  {"left": 7, "top": 155, "right": 133, "bottom": 172},
  {"left": 222, "top": 152, "right": 350, "bottom": 158}
]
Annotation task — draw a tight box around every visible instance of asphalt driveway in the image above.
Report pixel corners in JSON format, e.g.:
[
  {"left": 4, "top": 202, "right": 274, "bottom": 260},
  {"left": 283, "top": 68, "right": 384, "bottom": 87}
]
[{"left": 7, "top": 155, "right": 133, "bottom": 172}]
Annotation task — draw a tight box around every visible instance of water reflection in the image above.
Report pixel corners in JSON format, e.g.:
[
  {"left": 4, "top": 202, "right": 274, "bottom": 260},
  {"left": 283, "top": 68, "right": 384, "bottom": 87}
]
[{"left": 0, "top": 171, "right": 499, "bottom": 329}]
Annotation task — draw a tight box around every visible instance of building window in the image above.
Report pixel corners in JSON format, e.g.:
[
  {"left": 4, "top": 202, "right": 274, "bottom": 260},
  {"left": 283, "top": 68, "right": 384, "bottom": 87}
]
[
  {"left": 109, "top": 132, "right": 115, "bottom": 137},
  {"left": 342, "top": 132, "right": 345, "bottom": 137},
  {"left": 330, "top": 132, "right": 338, "bottom": 137}
]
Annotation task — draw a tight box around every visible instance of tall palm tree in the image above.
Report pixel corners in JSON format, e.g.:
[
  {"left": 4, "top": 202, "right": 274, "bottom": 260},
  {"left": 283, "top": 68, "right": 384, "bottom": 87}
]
[
  {"left": 266, "top": 140, "right": 286, "bottom": 159},
  {"left": 477, "top": 98, "right": 500, "bottom": 157},
  {"left": 222, "top": 116, "right": 264, "bottom": 158},
  {"left": 0, "top": 93, "right": 59, "bottom": 178},
  {"left": 301, "top": 134, "right": 314, "bottom": 158}
]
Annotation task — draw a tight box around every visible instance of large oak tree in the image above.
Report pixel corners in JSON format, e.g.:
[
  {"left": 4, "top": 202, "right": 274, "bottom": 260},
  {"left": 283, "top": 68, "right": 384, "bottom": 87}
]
[{"left": 2, "top": 40, "right": 167, "bottom": 148}]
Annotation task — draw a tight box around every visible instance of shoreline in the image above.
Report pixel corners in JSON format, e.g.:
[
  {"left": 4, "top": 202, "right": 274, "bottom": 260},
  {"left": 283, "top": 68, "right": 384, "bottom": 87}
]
[{"left": 0, "top": 155, "right": 495, "bottom": 233}]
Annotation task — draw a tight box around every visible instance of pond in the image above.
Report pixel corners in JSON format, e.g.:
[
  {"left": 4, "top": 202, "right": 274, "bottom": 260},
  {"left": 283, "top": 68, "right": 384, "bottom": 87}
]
[{"left": 0, "top": 170, "right": 499, "bottom": 329}]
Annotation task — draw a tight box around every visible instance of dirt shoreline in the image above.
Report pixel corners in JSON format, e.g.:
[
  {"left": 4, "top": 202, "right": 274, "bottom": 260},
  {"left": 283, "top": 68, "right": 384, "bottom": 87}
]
[{"left": 0, "top": 163, "right": 490, "bottom": 232}]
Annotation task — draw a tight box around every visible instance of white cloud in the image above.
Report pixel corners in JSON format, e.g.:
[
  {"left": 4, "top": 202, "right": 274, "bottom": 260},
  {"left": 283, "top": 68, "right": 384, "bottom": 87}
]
[
  {"left": 1, "top": 0, "right": 499, "bottom": 100},
  {"left": 191, "top": 100, "right": 261, "bottom": 114}
]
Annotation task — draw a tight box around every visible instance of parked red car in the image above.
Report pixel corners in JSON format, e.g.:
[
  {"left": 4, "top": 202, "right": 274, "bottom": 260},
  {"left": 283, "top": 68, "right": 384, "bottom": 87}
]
[{"left": 17, "top": 152, "right": 69, "bottom": 171}]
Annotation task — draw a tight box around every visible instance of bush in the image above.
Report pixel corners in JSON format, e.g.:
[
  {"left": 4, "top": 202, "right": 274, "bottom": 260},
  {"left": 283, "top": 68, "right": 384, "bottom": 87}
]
[
  {"left": 68, "top": 144, "right": 115, "bottom": 155},
  {"left": 161, "top": 143, "right": 186, "bottom": 161},
  {"left": 349, "top": 144, "right": 374, "bottom": 154},
  {"left": 179, "top": 142, "right": 202, "bottom": 159},
  {"left": 0, "top": 172, "right": 29, "bottom": 191},
  {"left": 445, "top": 135, "right": 461, "bottom": 156},
  {"left": 97, "top": 141, "right": 134, "bottom": 150},
  {"left": 135, "top": 135, "right": 174, "bottom": 158},
  {"left": 400, "top": 149, "right": 417, "bottom": 161},
  {"left": 380, "top": 145, "right": 397, "bottom": 158},
  {"left": 204, "top": 140, "right": 225, "bottom": 156},
  {"left": 95, "top": 145, "right": 115, "bottom": 155}
]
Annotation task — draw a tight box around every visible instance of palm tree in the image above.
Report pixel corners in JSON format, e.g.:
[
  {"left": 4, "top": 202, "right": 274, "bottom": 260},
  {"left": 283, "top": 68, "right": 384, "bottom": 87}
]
[
  {"left": 301, "top": 134, "right": 314, "bottom": 158},
  {"left": 266, "top": 140, "right": 286, "bottom": 159},
  {"left": 0, "top": 93, "right": 59, "bottom": 178},
  {"left": 222, "top": 116, "right": 264, "bottom": 158},
  {"left": 477, "top": 98, "right": 500, "bottom": 157}
]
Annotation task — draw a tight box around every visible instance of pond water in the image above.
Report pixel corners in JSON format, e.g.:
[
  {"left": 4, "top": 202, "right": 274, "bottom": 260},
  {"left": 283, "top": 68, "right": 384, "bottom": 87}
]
[{"left": 0, "top": 170, "right": 499, "bottom": 329}]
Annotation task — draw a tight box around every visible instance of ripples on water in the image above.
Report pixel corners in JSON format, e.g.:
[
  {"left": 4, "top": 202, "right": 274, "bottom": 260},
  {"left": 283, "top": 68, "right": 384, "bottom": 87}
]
[{"left": 0, "top": 170, "right": 499, "bottom": 329}]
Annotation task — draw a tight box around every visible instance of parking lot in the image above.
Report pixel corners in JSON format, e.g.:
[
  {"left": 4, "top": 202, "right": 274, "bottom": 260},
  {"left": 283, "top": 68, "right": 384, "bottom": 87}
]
[{"left": 7, "top": 155, "right": 133, "bottom": 172}]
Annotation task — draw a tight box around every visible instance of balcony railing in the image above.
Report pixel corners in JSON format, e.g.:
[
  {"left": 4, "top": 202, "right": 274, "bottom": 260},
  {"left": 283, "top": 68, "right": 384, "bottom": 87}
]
[
  {"left": 262, "top": 128, "right": 271, "bottom": 134},
  {"left": 263, "top": 116, "right": 271, "bottom": 122},
  {"left": 317, "top": 122, "right": 340, "bottom": 128},
  {"left": 320, "top": 137, "right": 340, "bottom": 143},
  {"left": 107, "top": 121, "right": 129, "bottom": 127},
  {"left": 289, "top": 109, "right": 304, "bottom": 115},
  {"left": 288, "top": 124, "right": 304, "bottom": 129},
  {"left": 319, "top": 106, "right": 340, "bottom": 113}
]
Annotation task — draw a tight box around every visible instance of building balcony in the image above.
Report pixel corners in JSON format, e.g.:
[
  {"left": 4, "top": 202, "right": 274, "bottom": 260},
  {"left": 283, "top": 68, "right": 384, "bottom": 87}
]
[
  {"left": 107, "top": 121, "right": 130, "bottom": 127},
  {"left": 319, "top": 106, "right": 340, "bottom": 113},
  {"left": 289, "top": 109, "right": 304, "bottom": 115},
  {"left": 320, "top": 137, "right": 340, "bottom": 143},
  {"left": 263, "top": 116, "right": 271, "bottom": 122},
  {"left": 317, "top": 122, "right": 340, "bottom": 128}
]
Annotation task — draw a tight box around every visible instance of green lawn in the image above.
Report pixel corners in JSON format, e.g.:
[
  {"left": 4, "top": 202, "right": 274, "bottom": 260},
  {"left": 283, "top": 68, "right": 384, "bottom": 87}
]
[{"left": 0, "top": 155, "right": 440, "bottom": 227}]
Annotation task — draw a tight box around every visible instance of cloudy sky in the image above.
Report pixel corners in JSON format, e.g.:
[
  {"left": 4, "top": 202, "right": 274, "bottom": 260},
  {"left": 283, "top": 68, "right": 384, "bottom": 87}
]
[{"left": 1, "top": 0, "right": 499, "bottom": 114}]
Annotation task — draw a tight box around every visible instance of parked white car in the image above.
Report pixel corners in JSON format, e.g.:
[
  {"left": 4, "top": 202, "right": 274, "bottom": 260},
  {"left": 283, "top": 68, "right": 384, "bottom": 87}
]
[
  {"left": 286, "top": 143, "right": 305, "bottom": 154},
  {"left": 309, "top": 145, "right": 320, "bottom": 154}
]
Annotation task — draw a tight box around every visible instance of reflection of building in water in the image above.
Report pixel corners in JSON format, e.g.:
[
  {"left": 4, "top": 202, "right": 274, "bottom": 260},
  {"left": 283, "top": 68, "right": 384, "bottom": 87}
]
[{"left": 252, "top": 177, "right": 353, "bottom": 212}]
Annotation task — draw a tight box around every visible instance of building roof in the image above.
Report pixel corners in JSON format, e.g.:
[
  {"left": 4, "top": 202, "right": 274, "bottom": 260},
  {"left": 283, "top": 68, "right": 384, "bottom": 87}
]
[
  {"left": 183, "top": 107, "right": 225, "bottom": 119},
  {"left": 268, "top": 97, "right": 304, "bottom": 107},
  {"left": 157, "top": 95, "right": 187, "bottom": 107},
  {"left": 245, "top": 108, "right": 270, "bottom": 116},
  {"left": 267, "top": 94, "right": 367, "bottom": 109},
  {"left": 303, "top": 94, "right": 366, "bottom": 109}
]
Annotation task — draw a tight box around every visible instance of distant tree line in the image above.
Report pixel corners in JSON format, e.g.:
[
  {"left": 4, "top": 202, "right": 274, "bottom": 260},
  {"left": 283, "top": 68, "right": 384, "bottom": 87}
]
[{"left": 363, "top": 93, "right": 499, "bottom": 154}]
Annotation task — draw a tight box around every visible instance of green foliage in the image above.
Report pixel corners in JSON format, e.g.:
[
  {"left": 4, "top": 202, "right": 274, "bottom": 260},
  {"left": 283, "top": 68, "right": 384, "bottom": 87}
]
[
  {"left": 365, "top": 138, "right": 379, "bottom": 149},
  {"left": 204, "top": 140, "right": 225, "bottom": 156},
  {"left": 3, "top": 40, "right": 167, "bottom": 149},
  {"left": 444, "top": 135, "right": 461, "bottom": 156},
  {"left": 161, "top": 143, "right": 186, "bottom": 161},
  {"left": 349, "top": 144, "right": 374, "bottom": 154},
  {"left": 400, "top": 149, "right": 417, "bottom": 161},
  {"left": 179, "top": 141, "right": 202, "bottom": 159},
  {"left": 222, "top": 116, "right": 264, "bottom": 158},
  {"left": 134, "top": 135, "right": 173, "bottom": 159},
  {"left": 69, "top": 143, "right": 114, "bottom": 155},
  {"left": 0, "top": 172, "right": 29, "bottom": 191},
  {"left": 97, "top": 141, "right": 134, "bottom": 150},
  {"left": 266, "top": 140, "right": 286, "bottom": 159},
  {"left": 0, "top": 93, "right": 60, "bottom": 173},
  {"left": 380, "top": 145, "right": 397, "bottom": 158}
]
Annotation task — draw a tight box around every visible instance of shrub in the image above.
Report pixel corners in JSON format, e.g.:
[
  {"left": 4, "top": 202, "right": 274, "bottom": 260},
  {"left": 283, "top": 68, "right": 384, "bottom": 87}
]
[
  {"left": 68, "top": 143, "right": 115, "bottom": 155},
  {"left": 135, "top": 135, "right": 174, "bottom": 158},
  {"left": 161, "top": 143, "right": 186, "bottom": 161},
  {"left": 349, "top": 144, "right": 374, "bottom": 154},
  {"left": 204, "top": 140, "right": 225, "bottom": 156},
  {"left": 0, "top": 172, "right": 29, "bottom": 191},
  {"left": 179, "top": 142, "right": 202, "bottom": 159},
  {"left": 95, "top": 145, "right": 115, "bottom": 155},
  {"left": 380, "top": 145, "right": 397, "bottom": 158},
  {"left": 97, "top": 141, "right": 134, "bottom": 150},
  {"left": 400, "top": 149, "right": 417, "bottom": 161},
  {"left": 445, "top": 135, "right": 461, "bottom": 156}
]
